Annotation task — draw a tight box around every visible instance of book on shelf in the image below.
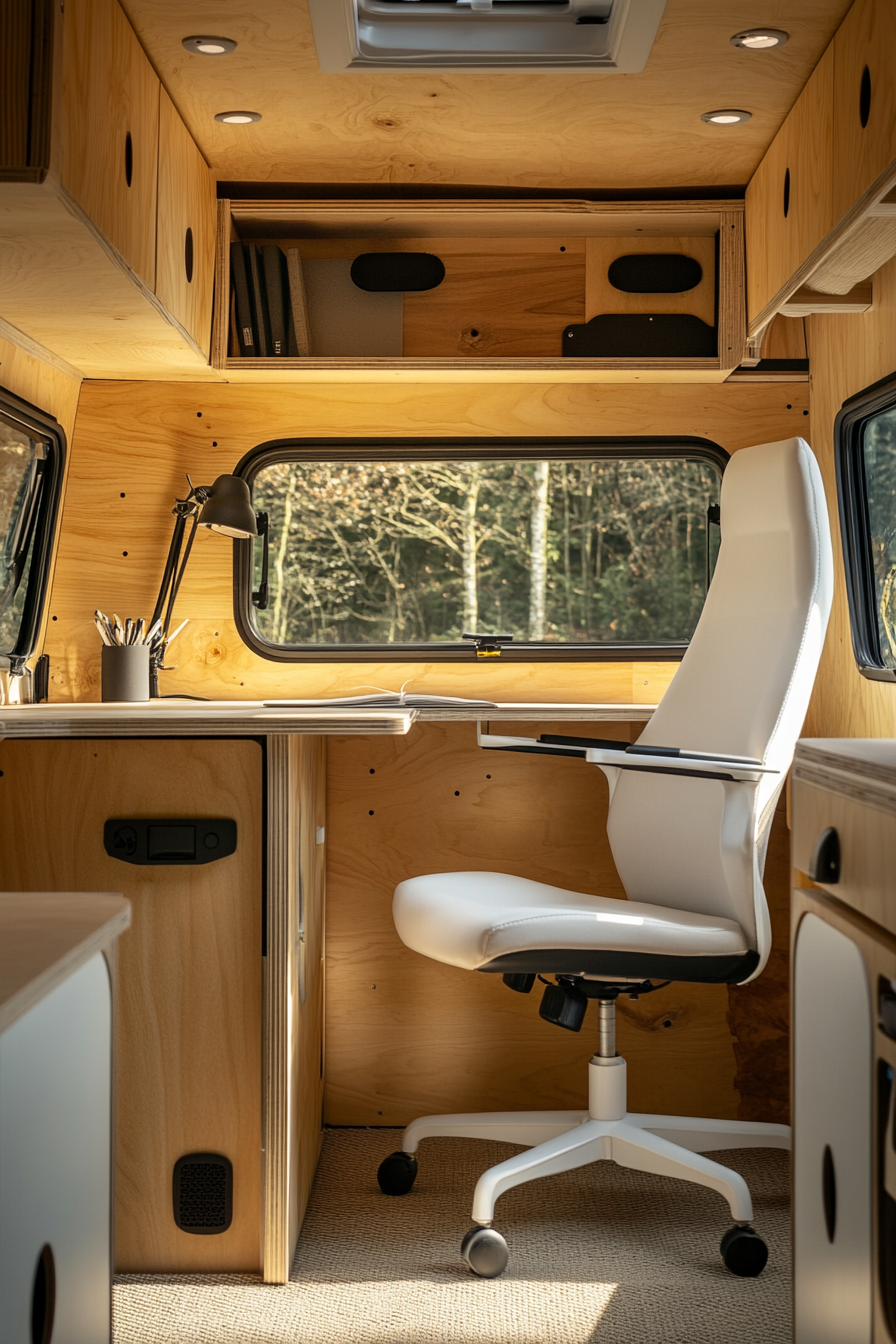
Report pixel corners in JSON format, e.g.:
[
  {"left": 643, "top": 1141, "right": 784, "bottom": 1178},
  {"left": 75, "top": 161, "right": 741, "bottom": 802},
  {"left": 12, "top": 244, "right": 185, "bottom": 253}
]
[
  {"left": 246, "top": 244, "right": 270, "bottom": 357},
  {"left": 263, "top": 692, "right": 497, "bottom": 709},
  {"left": 230, "top": 243, "right": 310, "bottom": 359},
  {"left": 285, "top": 248, "right": 311, "bottom": 356},
  {"left": 229, "top": 242, "right": 256, "bottom": 357}
]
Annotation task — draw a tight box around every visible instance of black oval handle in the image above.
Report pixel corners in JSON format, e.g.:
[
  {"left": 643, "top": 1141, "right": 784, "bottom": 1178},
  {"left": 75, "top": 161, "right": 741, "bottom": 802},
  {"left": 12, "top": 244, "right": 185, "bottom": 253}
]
[
  {"left": 124, "top": 131, "right": 133, "bottom": 187},
  {"left": 809, "top": 826, "right": 840, "bottom": 884},
  {"left": 822, "top": 1144, "right": 837, "bottom": 1243}
]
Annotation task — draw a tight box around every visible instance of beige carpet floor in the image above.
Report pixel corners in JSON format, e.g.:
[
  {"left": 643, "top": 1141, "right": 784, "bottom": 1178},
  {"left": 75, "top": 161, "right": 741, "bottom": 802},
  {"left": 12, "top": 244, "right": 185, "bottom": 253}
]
[{"left": 114, "top": 1129, "right": 791, "bottom": 1344}]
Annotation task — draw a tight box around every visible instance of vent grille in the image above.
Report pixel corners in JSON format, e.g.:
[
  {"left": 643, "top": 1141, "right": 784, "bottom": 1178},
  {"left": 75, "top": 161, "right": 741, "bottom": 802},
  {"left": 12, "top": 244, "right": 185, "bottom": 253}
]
[
  {"left": 173, "top": 1153, "right": 233, "bottom": 1235},
  {"left": 308, "top": 0, "right": 666, "bottom": 71}
]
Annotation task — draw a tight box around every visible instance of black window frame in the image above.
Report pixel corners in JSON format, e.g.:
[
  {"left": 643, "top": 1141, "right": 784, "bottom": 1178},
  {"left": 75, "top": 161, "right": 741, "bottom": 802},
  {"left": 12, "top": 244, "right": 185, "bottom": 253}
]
[
  {"left": 232, "top": 435, "right": 728, "bottom": 663},
  {"left": 835, "top": 369, "right": 896, "bottom": 682},
  {"left": 0, "top": 386, "right": 65, "bottom": 667}
]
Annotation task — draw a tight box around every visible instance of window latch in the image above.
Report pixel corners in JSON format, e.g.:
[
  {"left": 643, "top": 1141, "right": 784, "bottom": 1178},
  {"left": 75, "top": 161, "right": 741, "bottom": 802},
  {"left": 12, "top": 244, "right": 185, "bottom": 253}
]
[
  {"left": 252, "top": 511, "right": 269, "bottom": 610},
  {"left": 462, "top": 632, "right": 513, "bottom": 658}
]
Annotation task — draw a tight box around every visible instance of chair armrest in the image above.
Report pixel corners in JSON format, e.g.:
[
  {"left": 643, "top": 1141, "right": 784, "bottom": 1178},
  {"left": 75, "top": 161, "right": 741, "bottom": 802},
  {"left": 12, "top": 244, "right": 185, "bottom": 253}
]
[{"left": 584, "top": 746, "right": 778, "bottom": 783}]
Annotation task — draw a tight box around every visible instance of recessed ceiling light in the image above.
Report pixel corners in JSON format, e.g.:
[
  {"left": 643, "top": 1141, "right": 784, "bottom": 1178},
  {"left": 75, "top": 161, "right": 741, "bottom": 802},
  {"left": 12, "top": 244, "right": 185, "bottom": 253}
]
[
  {"left": 214, "top": 111, "right": 262, "bottom": 125},
  {"left": 183, "top": 36, "right": 237, "bottom": 56},
  {"left": 731, "top": 29, "right": 789, "bottom": 50},
  {"left": 701, "top": 109, "right": 752, "bottom": 125}
]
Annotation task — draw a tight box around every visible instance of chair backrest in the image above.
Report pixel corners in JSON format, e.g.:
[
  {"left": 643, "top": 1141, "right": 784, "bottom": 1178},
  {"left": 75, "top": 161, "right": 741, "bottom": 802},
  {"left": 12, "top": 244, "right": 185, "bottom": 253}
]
[{"left": 606, "top": 437, "right": 833, "bottom": 972}]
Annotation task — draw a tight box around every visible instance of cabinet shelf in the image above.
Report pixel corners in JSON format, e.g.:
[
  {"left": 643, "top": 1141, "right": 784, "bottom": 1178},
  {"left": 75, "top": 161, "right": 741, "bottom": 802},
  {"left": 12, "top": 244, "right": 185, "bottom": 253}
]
[{"left": 213, "top": 198, "right": 746, "bottom": 383}]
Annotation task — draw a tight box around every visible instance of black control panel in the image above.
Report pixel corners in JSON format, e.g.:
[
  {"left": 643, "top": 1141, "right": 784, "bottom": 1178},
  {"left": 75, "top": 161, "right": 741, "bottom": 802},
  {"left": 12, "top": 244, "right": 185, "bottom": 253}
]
[{"left": 104, "top": 818, "right": 237, "bottom": 866}]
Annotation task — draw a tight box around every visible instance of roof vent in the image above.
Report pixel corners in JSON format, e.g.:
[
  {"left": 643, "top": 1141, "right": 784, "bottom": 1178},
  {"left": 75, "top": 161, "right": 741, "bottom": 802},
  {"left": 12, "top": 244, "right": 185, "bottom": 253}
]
[{"left": 308, "top": 0, "right": 667, "bottom": 72}]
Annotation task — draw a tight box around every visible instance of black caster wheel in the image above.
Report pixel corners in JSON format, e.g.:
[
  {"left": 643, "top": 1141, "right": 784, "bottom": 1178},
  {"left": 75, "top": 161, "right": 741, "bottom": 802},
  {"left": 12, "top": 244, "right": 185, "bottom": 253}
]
[
  {"left": 461, "top": 1226, "right": 509, "bottom": 1278},
  {"left": 377, "top": 1151, "right": 418, "bottom": 1196},
  {"left": 720, "top": 1225, "right": 768, "bottom": 1277}
]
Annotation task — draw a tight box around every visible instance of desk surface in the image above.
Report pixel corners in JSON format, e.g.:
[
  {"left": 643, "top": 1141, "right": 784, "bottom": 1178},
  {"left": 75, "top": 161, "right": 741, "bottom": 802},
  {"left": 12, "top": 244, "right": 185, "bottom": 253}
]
[
  {"left": 0, "top": 892, "right": 131, "bottom": 1035},
  {"left": 0, "top": 700, "right": 656, "bottom": 738}
]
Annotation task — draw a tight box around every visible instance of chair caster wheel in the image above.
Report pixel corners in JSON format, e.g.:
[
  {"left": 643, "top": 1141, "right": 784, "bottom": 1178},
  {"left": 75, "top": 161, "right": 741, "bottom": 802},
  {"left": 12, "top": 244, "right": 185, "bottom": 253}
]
[
  {"left": 377, "top": 1151, "right": 418, "bottom": 1196},
  {"left": 461, "top": 1226, "right": 509, "bottom": 1278},
  {"left": 720, "top": 1225, "right": 768, "bottom": 1277}
]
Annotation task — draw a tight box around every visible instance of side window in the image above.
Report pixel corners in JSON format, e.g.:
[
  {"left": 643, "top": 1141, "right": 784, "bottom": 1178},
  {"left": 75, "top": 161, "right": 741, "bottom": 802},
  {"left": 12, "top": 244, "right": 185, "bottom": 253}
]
[
  {"left": 234, "top": 438, "right": 725, "bottom": 662},
  {"left": 836, "top": 372, "right": 896, "bottom": 679},
  {"left": 0, "top": 389, "right": 65, "bottom": 669}
]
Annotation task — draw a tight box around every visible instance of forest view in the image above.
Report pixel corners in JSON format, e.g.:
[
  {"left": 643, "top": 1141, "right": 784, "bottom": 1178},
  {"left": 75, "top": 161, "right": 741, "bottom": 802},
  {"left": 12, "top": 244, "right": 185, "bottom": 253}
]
[
  {"left": 863, "top": 407, "right": 896, "bottom": 667},
  {"left": 251, "top": 453, "right": 722, "bottom": 648}
]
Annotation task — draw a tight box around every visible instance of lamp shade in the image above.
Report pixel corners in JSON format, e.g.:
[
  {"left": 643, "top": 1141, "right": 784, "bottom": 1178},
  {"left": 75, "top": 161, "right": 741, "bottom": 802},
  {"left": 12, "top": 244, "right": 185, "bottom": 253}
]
[{"left": 197, "top": 475, "right": 258, "bottom": 538}]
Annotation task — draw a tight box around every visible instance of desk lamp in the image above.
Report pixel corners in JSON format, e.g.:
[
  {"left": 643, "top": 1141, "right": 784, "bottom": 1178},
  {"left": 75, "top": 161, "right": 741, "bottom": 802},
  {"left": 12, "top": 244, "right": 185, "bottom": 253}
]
[{"left": 149, "top": 474, "right": 257, "bottom": 696}]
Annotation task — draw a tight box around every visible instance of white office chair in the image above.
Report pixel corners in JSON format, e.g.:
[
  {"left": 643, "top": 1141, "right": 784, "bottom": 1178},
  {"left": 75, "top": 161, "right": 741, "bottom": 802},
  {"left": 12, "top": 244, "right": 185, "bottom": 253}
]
[{"left": 377, "top": 437, "right": 834, "bottom": 1279}]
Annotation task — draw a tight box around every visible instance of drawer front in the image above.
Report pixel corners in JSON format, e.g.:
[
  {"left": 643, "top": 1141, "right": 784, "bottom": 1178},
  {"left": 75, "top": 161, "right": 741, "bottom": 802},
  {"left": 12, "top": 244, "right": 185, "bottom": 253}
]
[
  {"left": 792, "top": 777, "right": 896, "bottom": 937},
  {"left": 832, "top": 0, "right": 896, "bottom": 222},
  {"left": 794, "top": 909, "right": 872, "bottom": 1344}
]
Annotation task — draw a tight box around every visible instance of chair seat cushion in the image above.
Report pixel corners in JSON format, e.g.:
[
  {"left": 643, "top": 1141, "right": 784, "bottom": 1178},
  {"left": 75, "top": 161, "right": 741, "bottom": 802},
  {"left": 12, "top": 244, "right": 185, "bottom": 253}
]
[{"left": 393, "top": 871, "right": 750, "bottom": 977}]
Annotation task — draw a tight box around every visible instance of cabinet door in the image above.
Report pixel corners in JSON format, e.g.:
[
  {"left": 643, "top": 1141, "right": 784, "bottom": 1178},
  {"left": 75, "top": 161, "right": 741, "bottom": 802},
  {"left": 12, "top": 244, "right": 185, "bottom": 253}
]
[
  {"left": 156, "top": 90, "right": 217, "bottom": 357},
  {"left": 745, "top": 44, "right": 834, "bottom": 326},
  {"left": 0, "top": 954, "right": 112, "bottom": 1344},
  {"left": 60, "top": 0, "right": 159, "bottom": 289},
  {"left": 794, "top": 912, "right": 872, "bottom": 1344},
  {"left": 832, "top": 0, "right": 896, "bottom": 222}
]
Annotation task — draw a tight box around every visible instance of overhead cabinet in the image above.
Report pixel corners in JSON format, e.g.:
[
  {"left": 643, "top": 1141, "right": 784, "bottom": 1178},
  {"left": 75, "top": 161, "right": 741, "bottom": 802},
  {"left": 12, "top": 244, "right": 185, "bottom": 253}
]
[
  {"left": 0, "top": 0, "right": 216, "bottom": 377},
  {"left": 745, "top": 0, "right": 896, "bottom": 342},
  {"left": 214, "top": 198, "right": 746, "bottom": 383}
]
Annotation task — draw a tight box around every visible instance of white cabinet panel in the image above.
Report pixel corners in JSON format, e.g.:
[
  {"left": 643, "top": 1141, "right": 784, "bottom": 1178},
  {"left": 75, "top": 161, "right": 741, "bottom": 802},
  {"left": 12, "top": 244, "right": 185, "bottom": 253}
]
[
  {"left": 0, "top": 953, "right": 112, "bottom": 1344},
  {"left": 794, "top": 912, "right": 872, "bottom": 1344}
]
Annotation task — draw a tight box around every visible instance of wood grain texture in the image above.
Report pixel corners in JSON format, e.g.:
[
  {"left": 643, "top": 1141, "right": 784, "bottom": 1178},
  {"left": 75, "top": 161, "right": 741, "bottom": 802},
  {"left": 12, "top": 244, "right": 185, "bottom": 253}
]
[
  {"left": 726, "top": 795, "right": 792, "bottom": 1125},
  {"left": 60, "top": 0, "right": 160, "bottom": 289},
  {"left": 325, "top": 721, "right": 740, "bottom": 1123},
  {"left": 802, "top": 246, "right": 896, "bottom": 744},
  {"left": 831, "top": 0, "right": 896, "bottom": 224},
  {"left": 763, "top": 315, "right": 808, "bottom": 360},
  {"left": 0, "top": 182, "right": 215, "bottom": 378},
  {"left": 0, "top": 892, "right": 130, "bottom": 1035},
  {"left": 155, "top": 90, "right": 217, "bottom": 358},
  {"left": 402, "top": 244, "right": 585, "bottom": 359},
  {"left": 585, "top": 236, "right": 716, "bottom": 327},
  {"left": 779, "top": 280, "right": 873, "bottom": 315},
  {"left": 42, "top": 377, "right": 809, "bottom": 703},
  {"left": 745, "top": 42, "right": 835, "bottom": 327},
  {"left": 118, "top": 0, "right": 850, "bottom": 191},
  {"left": 265, "top": 735, "right": 327, "bottom": 1283},
  {"left": 0, "top": 738, "right": 264, "bottom": 1273}
]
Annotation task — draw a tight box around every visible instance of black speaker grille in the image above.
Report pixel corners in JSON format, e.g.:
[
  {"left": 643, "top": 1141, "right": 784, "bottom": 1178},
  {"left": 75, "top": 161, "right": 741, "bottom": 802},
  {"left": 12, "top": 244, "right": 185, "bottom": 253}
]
[{"left": 173, "top": 1153, "right": 233, "bottom": 1234}]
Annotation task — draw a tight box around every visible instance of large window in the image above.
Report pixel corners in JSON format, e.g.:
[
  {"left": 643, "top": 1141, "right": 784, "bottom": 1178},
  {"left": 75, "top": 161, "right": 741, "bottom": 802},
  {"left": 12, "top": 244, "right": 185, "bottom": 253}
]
[
  {"left": 235, "top": 439, "right": 724, "bottom": 662},
  {"left": 836, "top": 371, "right": 896, "bottom": 679},
  {"left": 0, "top": 390, "right": 64, "bottom": 667}
]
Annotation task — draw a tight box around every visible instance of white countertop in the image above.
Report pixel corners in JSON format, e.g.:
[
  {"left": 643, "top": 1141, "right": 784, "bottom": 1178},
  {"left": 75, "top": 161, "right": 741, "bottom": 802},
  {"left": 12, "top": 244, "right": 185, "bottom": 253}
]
[{"left": 0, "top": 700, "right": 655, "bottom": 738}]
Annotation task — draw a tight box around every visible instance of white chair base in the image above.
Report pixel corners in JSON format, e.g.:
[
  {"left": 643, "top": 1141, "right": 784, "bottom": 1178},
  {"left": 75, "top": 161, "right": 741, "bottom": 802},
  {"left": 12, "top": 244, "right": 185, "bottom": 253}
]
[{"left": 401, "top": 1055, "right": 790, "bottom": 1227}]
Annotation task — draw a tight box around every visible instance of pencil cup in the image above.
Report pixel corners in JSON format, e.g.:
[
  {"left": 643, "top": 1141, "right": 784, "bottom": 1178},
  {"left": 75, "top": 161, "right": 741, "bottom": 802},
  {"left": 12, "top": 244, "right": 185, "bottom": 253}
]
[{"left": 101, "top": 644, "right": 150, "bottom": 703}]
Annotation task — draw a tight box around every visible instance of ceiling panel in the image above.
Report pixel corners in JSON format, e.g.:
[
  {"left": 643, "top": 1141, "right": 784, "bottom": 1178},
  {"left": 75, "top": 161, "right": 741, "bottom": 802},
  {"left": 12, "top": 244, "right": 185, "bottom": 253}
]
[{"left": 119, "top": 0, "right": 853, "bottom": 190}]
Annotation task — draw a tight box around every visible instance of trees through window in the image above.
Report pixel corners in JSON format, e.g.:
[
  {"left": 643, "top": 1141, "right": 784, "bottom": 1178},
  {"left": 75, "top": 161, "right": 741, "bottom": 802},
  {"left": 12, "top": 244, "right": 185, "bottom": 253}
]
[{"left": 240, "top": 441, "right": 723, "bottom": 658}]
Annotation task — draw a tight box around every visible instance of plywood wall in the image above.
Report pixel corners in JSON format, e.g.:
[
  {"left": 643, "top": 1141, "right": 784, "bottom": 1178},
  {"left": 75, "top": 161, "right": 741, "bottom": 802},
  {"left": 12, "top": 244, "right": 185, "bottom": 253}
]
[
  {"left": 804, "top": 248, "right": 896, "bottom": 740},
  {"left": 43, "top": 377, "right": 809, "bottom": 704}
]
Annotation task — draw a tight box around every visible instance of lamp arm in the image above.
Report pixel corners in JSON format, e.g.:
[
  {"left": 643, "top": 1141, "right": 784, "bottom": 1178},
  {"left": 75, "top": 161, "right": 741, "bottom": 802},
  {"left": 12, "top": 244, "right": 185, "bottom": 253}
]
[
  {"left": 150, "top": 510, "right": 187, "bottom": 631},
  {"left": 163, "top": 512, "right": 199, "bottom": 641}
]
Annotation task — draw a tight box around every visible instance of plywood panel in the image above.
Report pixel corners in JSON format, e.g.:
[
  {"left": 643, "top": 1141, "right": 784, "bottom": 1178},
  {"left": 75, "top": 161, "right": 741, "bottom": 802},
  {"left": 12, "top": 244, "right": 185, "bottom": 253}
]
[
  {"left": 43, "top": 377, "right": 809, "bottom": 703},
  {"left": 832, "top": 0, "right": 896, "bottom": 223},
  {"left": 324, "top": 720, "right": 740, "bottom": 1123},
  {"left": 118, "top": 0, "right": 850, "bottom": 192},
  {"left": 745, "top": 42, "right": 835, "bottom": 325},
  {"left": 803, "top": 246, "right": 896, "bottom": 744},
  {"left": 0, "top": 738, "right": 264, "bottom": 1273},
  {"left": 156, "top": 90, "right": 217, "bottom": 358},
  {"left": 0, "top": 183, "right": 216, "bottom": 378},
  {"left": 402, "top": 244, "right": 584, "bottom": 359},
  {"left": 60, "top": 0, "right": 160, "bottom": 289},
  {"left": 585, "top": 236, "right": 716, "bottom": 327}
]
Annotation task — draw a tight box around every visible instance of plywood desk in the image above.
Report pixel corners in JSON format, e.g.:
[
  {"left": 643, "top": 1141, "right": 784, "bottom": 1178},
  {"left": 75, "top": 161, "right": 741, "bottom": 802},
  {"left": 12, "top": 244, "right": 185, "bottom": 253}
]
[{"left": 0, "top": 699, "right": 655, "bottom": 1282}]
